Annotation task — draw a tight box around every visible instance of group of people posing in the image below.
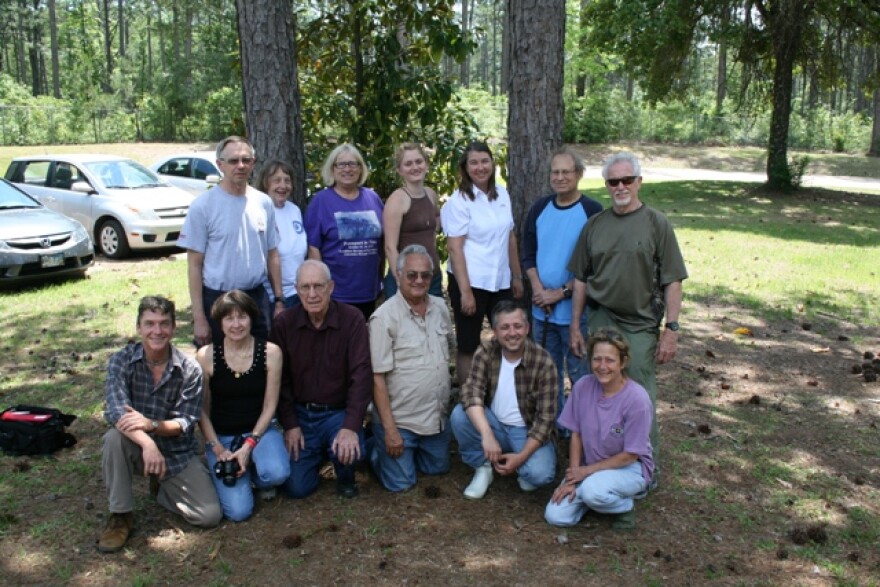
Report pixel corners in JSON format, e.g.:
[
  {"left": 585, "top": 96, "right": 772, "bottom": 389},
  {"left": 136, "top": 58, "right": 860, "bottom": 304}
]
[{"left": 97, "top": 136, "right": 687, "bottom": 553}]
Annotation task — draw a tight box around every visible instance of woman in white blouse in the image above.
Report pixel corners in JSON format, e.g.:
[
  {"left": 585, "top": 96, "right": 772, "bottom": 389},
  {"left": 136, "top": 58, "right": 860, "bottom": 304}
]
[{"left": 440, "top": 141, "right": 524, "bottom": 384}]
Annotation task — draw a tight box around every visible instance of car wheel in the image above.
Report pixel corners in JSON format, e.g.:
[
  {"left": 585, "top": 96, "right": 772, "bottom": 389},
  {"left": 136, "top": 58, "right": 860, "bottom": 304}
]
[{"left": 98, "top": 219, "right": 131, "bottom": 259}]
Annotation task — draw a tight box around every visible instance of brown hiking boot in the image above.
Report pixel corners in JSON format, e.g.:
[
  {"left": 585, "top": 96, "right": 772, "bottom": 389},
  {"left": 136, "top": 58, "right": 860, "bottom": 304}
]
[{"left": 98, "top": 512, "right": 133, "bottom": 553}]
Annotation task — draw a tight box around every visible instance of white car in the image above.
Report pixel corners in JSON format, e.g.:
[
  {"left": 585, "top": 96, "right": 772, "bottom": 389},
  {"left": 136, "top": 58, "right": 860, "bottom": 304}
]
[
  {"left": 150, "top": 152, "right": 221, "bottom": 196},
  {"left": 4, "top": 154, "right": 194, "bottom": 259}
]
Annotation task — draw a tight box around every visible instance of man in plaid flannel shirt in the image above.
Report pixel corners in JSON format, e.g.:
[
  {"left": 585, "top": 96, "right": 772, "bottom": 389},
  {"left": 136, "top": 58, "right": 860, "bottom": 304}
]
[{"left": 450, "top": 300, "right": 558, "bottom": 499}]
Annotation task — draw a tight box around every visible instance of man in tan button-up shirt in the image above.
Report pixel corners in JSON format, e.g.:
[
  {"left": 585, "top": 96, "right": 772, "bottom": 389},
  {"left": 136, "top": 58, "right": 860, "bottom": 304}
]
[{"left": 368, "top": 244, "right": 455, "bottom": 492}]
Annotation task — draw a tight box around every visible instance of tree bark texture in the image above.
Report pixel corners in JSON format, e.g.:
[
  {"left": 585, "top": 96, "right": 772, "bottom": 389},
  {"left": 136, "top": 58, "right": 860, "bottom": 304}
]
[
  {"left": 48, "top": 0, "right": 60, "bottom": 98},
  {"left": 235, "top": 0, "right": 307, "bottom": 208},
  {"left": 101, "top": 0, "right": 113, "bottom": 92},
  {"left": 870, "top": 49, "right": 880, "bottom": 157},
  {"left": 763, "top": 0, "right": 815, "bottom": 189},
  {"left": 460, "top": 0, "right": 470, "bottom": 86},
  {"left": 505, "top": 0, "right": 565, "bottom": 232},
  {"left": 28, "top": 0, "right": 42, "bottom": 96}
]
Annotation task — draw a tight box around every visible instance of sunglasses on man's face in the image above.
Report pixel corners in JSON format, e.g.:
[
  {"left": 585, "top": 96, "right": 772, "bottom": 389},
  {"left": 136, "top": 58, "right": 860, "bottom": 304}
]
[
  {"left": 404, "top": 270, "right": 433, "bottom": 282},
  {"left": 605, "top": 176, "right": 639, "bottom": 187}
]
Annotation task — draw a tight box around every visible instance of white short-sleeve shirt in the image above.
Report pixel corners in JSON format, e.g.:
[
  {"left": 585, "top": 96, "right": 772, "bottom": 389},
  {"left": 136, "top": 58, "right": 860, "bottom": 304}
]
[{"left": 440, "top": 185, "right": 514, "bottom": 291}]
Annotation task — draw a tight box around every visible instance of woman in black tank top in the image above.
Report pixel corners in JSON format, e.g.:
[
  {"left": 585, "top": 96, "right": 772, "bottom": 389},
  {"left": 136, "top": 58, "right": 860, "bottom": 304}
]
[{"left": 197, "top": 290, "right": 290, "bottom": 521}]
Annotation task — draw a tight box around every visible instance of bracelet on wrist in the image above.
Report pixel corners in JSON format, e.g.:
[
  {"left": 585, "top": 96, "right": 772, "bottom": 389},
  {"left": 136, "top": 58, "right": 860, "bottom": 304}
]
[{"left": 244, "top": 436, "right": 258, "bottom": 449}]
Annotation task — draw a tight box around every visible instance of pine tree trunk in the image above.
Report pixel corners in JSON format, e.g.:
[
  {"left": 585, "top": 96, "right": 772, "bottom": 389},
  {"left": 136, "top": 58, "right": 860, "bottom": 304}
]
[
  {"left": 235, "top": 0, "right": 308, "bottom": 208},
  {"left": 870, "top": 49, "right": 880, "bottom": 157},
  {"left": 506, "top": 0, "right": 566, "bottom": 231},
  {"left": 48, "top": 0, "right": 60, "bottom": 98}
]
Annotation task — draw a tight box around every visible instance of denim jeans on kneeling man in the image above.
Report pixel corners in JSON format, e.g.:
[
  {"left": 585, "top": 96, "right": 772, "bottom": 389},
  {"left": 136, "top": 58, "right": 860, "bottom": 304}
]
[
  {"left": 450, "top": 404, "right": 556, "bottom": 489},
  {"left": 369, "top": 417, "right": 451, "bottom": 492},
  {"left": 281, "top": 406, "right": 366, "bottom": 499}
]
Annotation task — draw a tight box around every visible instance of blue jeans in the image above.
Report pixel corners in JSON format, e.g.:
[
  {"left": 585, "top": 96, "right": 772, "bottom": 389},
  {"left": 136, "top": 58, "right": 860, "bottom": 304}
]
[
  {"left": 531, "top": 317, "right": 588, "bottom": 425},
  {"left": 369, "top": 417, "right": 451, "bottom": 492},
  {"left": 544, "top": 461, "right": 647, "bottom": 527},
  {"left": 205, "top": 426, "right": 290, "bottom": 522},
  {"left": 383, "top": 271, "right": 443, "bottom": 299},
  {"left": 281, "top": 406, "right": 366, "bottom": 499},
  {"left": 450, "top": 404, "right": 556, "bottom": 489}
]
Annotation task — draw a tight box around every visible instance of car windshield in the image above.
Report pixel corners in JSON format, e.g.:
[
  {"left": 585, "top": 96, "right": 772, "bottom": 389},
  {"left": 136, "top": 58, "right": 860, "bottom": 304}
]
[
  {"left": 0, "top": 180, "right": 41, "bottom": 209},
  {"left": 84, "top": 160, "right": 166, "bottom": 189}
]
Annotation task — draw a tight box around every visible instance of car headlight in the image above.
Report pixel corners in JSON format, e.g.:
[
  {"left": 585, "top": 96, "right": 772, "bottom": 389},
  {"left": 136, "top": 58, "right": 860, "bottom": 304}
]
[
  {"left": 72, "top": 223, "right": 89, "bottom": 241},
  {"left": 127, "top": 206, "right": 160, "bottom": 220}
]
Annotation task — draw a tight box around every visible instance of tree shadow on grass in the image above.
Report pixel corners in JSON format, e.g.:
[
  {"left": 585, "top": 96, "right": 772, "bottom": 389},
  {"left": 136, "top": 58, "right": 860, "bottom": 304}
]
[{"left": 662, "top": 289, "right": 880, "bottom": 574}]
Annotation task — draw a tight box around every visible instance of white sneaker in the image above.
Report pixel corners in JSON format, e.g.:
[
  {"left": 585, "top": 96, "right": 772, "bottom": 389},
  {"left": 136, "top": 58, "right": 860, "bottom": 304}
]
[
  {"left": 518, "top": 476, "right": 538, "bottom": 492},
  {"left": 463, "top": 463, "right": 494, "bottom": 500}
]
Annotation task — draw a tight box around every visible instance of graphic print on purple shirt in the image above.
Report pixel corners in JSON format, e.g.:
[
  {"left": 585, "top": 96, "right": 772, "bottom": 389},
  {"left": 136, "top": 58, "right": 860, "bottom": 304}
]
[{"left": 335, "top": 210, "right": 382, "bottom": 255}]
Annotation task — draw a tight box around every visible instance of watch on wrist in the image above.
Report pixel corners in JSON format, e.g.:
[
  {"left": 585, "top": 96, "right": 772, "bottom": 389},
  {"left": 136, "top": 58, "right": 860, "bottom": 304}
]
[
  {"left": 665, "top": 321, "right": 680, "bottom": 332},
  {"left": 150, "top": 419, "right": 159, "bottom": 432},
  {"left": 561, "top": 285, "right": 573, "bottom": 299}
]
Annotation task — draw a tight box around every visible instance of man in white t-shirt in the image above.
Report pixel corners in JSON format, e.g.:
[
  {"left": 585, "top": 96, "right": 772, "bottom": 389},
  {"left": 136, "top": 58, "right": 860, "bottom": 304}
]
[{"left": 450, "top": 301, "right": 557, "bottom": 499}]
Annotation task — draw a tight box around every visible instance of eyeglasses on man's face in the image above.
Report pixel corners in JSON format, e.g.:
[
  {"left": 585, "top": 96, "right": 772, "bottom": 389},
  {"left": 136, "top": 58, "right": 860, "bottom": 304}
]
[
  {"left": 297, "top": 282, "right": 329, "bottom": 294},
  {"left": 605, "top": 176, "right": 639, "bottom": 187},
  {"left": 219, "top": 157, "right": 256, "bottom": 166}
]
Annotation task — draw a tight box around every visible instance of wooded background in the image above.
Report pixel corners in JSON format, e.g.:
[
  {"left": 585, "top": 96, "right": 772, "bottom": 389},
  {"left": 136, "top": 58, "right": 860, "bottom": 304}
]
[{"left": 1, "top": 0, "right": 879, "bottom": 208}]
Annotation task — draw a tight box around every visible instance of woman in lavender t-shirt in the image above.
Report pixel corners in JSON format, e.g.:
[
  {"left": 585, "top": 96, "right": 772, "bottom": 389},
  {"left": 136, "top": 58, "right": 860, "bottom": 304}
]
[{"left": 544, "top": 328, "right": 654, "bottom": 530}]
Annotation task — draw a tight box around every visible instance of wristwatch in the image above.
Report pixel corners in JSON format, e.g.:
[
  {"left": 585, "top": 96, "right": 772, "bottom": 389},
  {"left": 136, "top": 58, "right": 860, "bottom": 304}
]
[
  {"left": 561, "top": 285, "right": 573, "bottom": 299},
  {"left": 665, "top": 321, "right": 680, "bottom": 332},
  {"left": 150, "top": 419, "right": 159, "bottom": 432}
]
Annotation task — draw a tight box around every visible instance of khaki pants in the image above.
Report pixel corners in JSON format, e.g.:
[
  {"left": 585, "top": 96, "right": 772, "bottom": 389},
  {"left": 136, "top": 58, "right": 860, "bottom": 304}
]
[{"left": 102, "top": 428, "right": 221, "bottom": 527}]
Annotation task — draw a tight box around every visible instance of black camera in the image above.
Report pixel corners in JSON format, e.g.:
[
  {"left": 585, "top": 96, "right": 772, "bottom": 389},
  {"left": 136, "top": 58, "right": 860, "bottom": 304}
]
[{"left": 213, "top": 435, "right": 243, "bottom": 487}]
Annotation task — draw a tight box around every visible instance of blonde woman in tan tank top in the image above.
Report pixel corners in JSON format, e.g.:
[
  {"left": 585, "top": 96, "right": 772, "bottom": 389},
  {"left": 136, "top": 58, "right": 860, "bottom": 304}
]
[{"left": 382, "top": 143, "right": 443, "bottom": 298}]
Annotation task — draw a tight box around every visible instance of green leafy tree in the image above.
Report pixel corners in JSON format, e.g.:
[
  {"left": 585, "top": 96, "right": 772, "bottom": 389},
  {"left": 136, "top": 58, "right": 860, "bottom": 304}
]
[{"left": 297, "top": 0, "right": 479, "bottom": 199}]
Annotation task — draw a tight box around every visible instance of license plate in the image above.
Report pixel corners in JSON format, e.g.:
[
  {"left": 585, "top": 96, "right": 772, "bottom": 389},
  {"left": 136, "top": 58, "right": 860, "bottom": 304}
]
[{"left": 40, "top": 253, "right": 65, "bottom": 268}]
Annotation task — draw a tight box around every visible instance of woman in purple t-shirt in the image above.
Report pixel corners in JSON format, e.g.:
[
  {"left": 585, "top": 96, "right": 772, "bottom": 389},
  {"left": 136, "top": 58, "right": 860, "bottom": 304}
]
[
  {"left": 544, "top": 328, "right": 654, "bottom": 530},
  {"left": 305, "top": 144, "right": 384, "bottom": 321}
]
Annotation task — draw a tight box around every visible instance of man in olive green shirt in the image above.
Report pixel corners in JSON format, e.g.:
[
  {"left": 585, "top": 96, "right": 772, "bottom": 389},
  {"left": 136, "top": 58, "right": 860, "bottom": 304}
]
[{"left": 568, "top": 152, "right": 688, "bottom": 475}]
